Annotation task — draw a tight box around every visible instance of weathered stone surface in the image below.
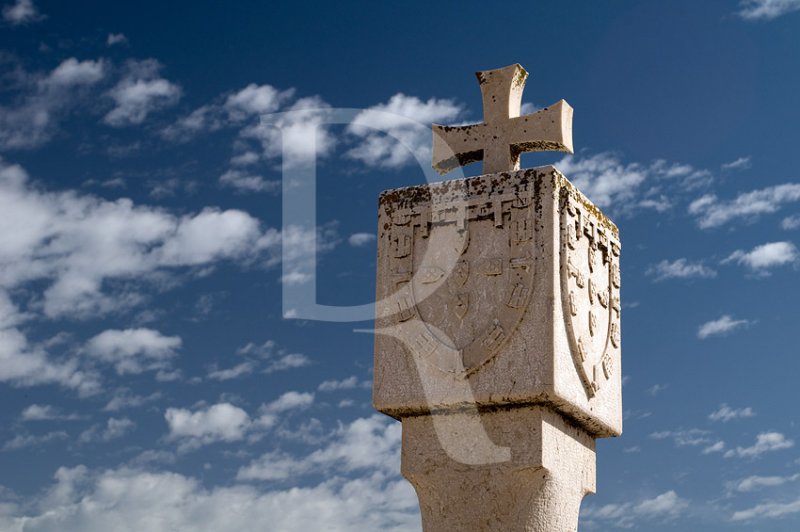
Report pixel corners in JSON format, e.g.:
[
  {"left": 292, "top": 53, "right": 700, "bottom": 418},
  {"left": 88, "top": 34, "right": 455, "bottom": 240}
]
[
  {"left": 432, "top": 64, "right": 573, "bottom": 176},
  {"left": 402, "top": 406, "right": 596, "bottom": 532},
  {"left": 373, "top": 166, "right": 622, "bottom": 438}
]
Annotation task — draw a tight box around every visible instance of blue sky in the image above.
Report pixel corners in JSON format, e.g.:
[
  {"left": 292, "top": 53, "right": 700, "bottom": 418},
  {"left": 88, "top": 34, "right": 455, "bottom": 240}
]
[{"left": 0, "top": 0, "right": 800, "bottom": 530}]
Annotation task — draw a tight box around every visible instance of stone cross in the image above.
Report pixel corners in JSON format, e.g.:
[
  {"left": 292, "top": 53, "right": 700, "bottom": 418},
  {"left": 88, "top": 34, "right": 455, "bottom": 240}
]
[
  {"left": 432, "top": 63, "right": 574, "bottom": 176},
  {"left": 373, "top": 64, "right": 622, "bottom": 531}
]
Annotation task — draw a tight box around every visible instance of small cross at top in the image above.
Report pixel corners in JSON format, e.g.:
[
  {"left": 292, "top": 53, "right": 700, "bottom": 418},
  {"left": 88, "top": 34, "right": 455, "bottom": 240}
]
[{"left": 432, "top": 64, "right": 574, "bottom": 175}]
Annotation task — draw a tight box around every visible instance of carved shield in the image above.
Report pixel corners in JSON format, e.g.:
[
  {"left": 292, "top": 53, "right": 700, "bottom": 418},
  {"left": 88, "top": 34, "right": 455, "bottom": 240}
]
[
  {"left": 560, "top": 193, "right": 621, "bottom": 398},
  {"left": 394, "top": 187, "right": 537, "bottom": 375}
]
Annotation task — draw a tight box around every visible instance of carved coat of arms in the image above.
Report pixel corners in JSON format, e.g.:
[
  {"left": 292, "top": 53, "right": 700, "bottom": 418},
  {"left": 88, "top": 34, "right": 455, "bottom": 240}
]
[
  {"left": 382, "top": 180, "right": 537, "bottom": 375},
  {"left": 560, "top": 193, "right": 621, "bottom": 398}
]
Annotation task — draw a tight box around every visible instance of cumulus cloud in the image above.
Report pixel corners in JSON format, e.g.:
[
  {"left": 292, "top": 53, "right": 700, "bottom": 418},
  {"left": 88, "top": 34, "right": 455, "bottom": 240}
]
[
  {"left": 103, "top": 390, "right": 161, "bottom": 412},
  {"left": 2, "top": 430, "right": 67, "bottom": 451},
  {"left": 238, "top": 415, "right": 400, "bottom": 481},
  {"left": 104, "top": 59, "right": 181, "bottom": 126},
  {"left": 0, "top": 160, "right": 282, "bottom": 319},
  {"left": 106, "top": 33, "right": 128, "bottom": 46},
  {"left": 689, "top": 184, "right": 800, "bottom": 228},
  {"left": 162, "top": 83, "right": 294, "bottom": 142},
  {"left": 782, "top": 215, "right": 800, "bottom": 230},
  {"left": 219, "top": 169, "right": 279, "bottom": 193},
  {"left": 650, "top": 428, "right": 713, "bottom": 448},
  {"left": 0, "top": 298, "right": 98, "bottom": 393},
  {"left": 347, "top": 93, "right": 463, "bottom": 168},
  {"left": 85, "top": 328, "right": 181, "bottom": 375},
  {"left": 318, "top": 376, "right": 369, "bottom": 392},
  {"left": 556, "top": 153, "right": 710, "bottom": 213},
  {"left": 581, "top": 490, "right": 688, "bottom": 528},
  {"left": 165, "top": 402, "right": 251, "bottom": 449},
  {"left": 348, "top": 232, "right": 375, "bottom": 247},
  {"left": 233, "top": 340, "right": 312, "bottom": 374},
  {"left": 647, "top": 258, "right": 717, "bottom": 281},
  {"left": 255, "top": 391, "right": 315, "bottom": 429},
  {"left": 21, "top": 404, "right": 80, "bottom": 421},
  {"left": 722, "top": 156, "right": 752, "bottom": 171},
  {"left": 697, "top": 315, "right": 751, "bottom": 339},
  {"left": 731, "top": 473, "right": 800, "bottom": 493},
  {"left": 732, "top": 497, "right": 800, "bottom": 522},
  {"left": 737, "top": 0, "right": 800, "bottom": 20},
  {"left": 0, "top": 58, "right": 106, "bottom": 149},
  {"left": 724, "top": 432, "right": 794, "bottom": 458},
  {"left": 0, "top": 457, "right": 418, "bottom": 531},
  {"left": 79, "top": 417, "right": 135, "bottom": 443},
  {"left": 709, "top": 404, "right": 756, "bottom": 422},
  {"left": 2, "top": 0, "right": 43, "bottom": 25},
  {"left": 206, "top": 361, "right": 255, "bottom": 381},
  {"left": 723, "top": 241, "right": 798, "bottom": 271}
]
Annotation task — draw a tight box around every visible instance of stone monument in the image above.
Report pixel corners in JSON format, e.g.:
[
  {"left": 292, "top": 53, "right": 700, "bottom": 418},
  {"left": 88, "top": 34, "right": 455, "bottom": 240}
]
[{"left": 373, "top": 64, "right": 621, "bottom": 531}]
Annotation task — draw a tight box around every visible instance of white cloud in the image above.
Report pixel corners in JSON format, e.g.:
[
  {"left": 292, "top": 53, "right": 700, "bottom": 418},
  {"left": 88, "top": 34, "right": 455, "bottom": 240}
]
[
  {"left": 650, "top": 428, "right": 712, "bottom": 447},
  {"left": 219, "top": 169, "right": 279, "bottom": 193},
  {"left": 0, "top": 160, "right": 281, "bottom": 319},
  {"left": 2, "top": 0, "right": 42, "bottom": 25},
  {"left": 689, "top": 184, "right": 800, "bottom": 228},
  {"left": 697, "top": 315, "right": 751, "bottom": 339},
  {"left": 224, "top": 83, "right": 292, "bottom": 122},
  {"left": 46, "top": 58, "right": 106, "bottom": 88},
  {"left": 162, "top": 83, "right": 293, "bottom": 142},
  {"left": 724, "top": 432, "right": 794, "bottom": 458},
  {"left": 0, "top": 59, "right": 106, "bottom": 149},
  {"left": 318, "top": 376, "right": 365, "bottom": 392},
  {"left": 0, "top": 460, "right": 419, "bottom": 531},
  {"left": 703, "top": 441, "right": 726, "bottom": 454},
  {"left": 647, "top": 258, "right": 717, "bottom": 281},
  {"left": 737, "top": 0, "right": 800, "bottom": 20},
  {"left": 264, "top": 391, "right": 314, "bottom": 413},
  {"left": 21, "top": 404, "right": 80, "bottom": 421},
  {"left": 264, "top": 352, "right": 310, "bottom": 373},
  {"left": 2, "top": 430, "right": 67, "bottom": 451},
  {"left": 267, "top": 223, "right": 340, "bottom": 287},
  {"left": 165, "top": 402, "right": 251, "bottom": 449},
  {"left": 709, "top": 404, "right": 756, "bottom": 422},
  {"left": 723, "top": 241, "right": 798, "bottom": 271},
  {"left": 103, "top": 390, "right": 161, "bottom": 412},
  {"left": 722, "top": 156, "right": 752, "bottom": 171},
  {"left": 106, "top": 33, "right": 128, "bottom": 46},
  {"left": 647, "top": 383, "right": 668, "bottom": 396},
  {"left": 556, "top": 153, "right": 710, "bottom": 213},
  {"left": 238, "top": 415, "right": 400, "bottom": 481},
  {"left": 732, "top": 473, "right": 800, "bottom": 493},
  {"left": 347, "top": 93, "right": 462, "bottom": 168},
  {"left": 85, "top": 328, "right": 181, "bottom": 375},
  {"left": 255, "top": 391, "right": 315, "bottom": 429},
  {"left": 233, "top": 340, "right": 311, "bottom": 373},
  {"left": 242, "top": 96, "right": 335, "bottom": 166},
  {"left": 79, "top": 417, "right": 135, "bottom": 443},
  {"left": 104, "top": 59, "right": 181, "bottom": 126},
  {"left": 0, "top": 309, "right": 98, "bottom": 393},
  {"left": 582, "top": 490, "right": 688, "bottom": 528},
  {"left": 207, "top": 361, "right": 255, "bottom": 381},
  {"left": 782, "top": 215, "right": 800, "bottom": 230},
  {"left": 348, "top": 232, "right": 376, "bottom": 247},
  {"left": 732, "top": 497, "right": 800, "bottom": 522}
]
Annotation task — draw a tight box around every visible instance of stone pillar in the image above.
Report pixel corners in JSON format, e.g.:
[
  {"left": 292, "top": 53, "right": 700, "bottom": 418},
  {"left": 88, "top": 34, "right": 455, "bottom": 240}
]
[{"left": 373, "top": 166, "right": 622, "bottom": 531}]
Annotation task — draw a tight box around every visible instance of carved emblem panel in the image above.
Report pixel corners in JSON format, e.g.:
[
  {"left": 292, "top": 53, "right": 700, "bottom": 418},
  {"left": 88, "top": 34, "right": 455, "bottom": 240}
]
[
  {"left": 380, "top": 180, "right": 537, "bottom": 375},
  {"left": 560, "top": 192, "right": 621, "bottom": 398}
]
